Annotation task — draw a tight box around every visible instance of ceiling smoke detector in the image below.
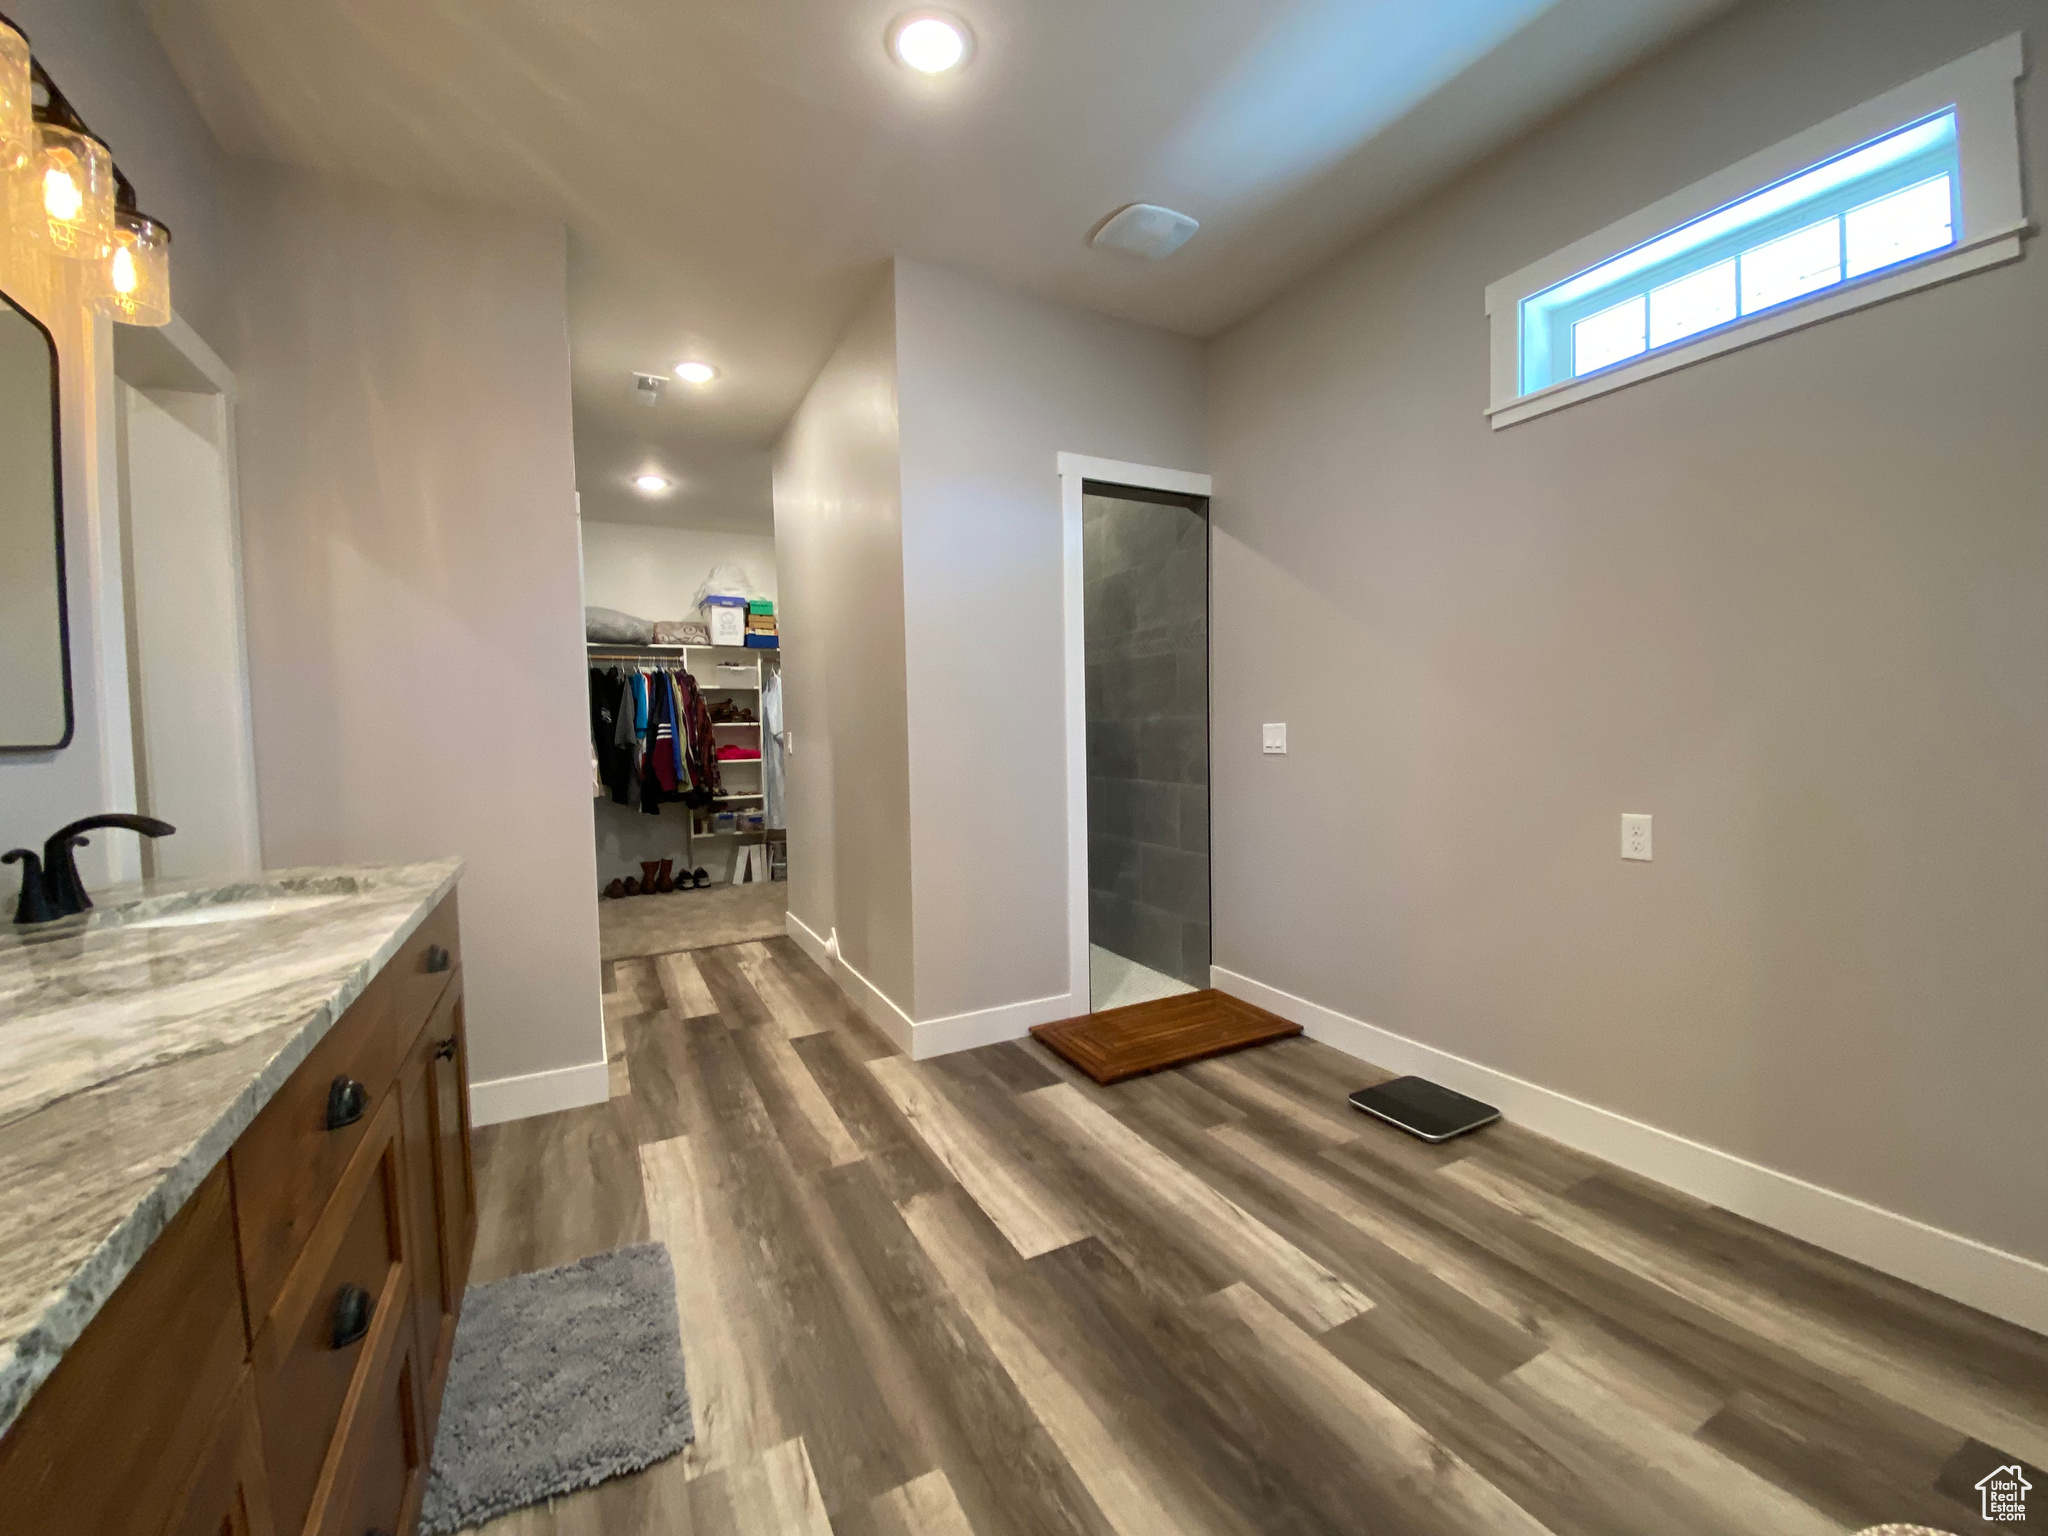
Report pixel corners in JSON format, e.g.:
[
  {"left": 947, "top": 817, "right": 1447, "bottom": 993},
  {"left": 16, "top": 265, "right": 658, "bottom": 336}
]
[
  {"left": 634, "top": 372, "right": 667, "bottom": 405},
  {"left": 1090, "top": 203, "right": 1200, "bottom": 260}
]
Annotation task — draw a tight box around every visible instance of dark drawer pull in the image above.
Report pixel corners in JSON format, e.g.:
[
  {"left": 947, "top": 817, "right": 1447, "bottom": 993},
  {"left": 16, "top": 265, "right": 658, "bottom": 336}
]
[
  {"left": 331, "top": 1282, "right": 374, "bottom": 1349},
  {"left": 424, "top": 943, "right": 451, "bottom": 974},
  {"left": 433, "top": 1036, "right": 458, "bottom": 1062},
  {"left": 325, "top": 1076, "right": 368, "bottom": 1131}
]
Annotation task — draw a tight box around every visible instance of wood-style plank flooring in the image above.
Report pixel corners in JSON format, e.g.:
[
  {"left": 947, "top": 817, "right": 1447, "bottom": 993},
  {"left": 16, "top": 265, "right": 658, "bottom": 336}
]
[{"left": 464, "top": 936, "right": 2048, "bottom": 1535}]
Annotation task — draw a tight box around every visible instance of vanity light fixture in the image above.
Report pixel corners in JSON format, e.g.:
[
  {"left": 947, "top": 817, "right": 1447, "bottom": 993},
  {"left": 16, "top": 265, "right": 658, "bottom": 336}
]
[
  {"left": 96, "top": 198, "right": 172, "bottom": 327},
  {"left": 0, "top": 13, "right": 32, "bottom": 172},
  {"left": 22, "top": 116, "right": 115, "bottom": 259},
  {"left": 672, "top": 359, "right": 718, "bottom": 385},
  {"left": 887, "top": 11, "right": 971, "bottom": 74},
  {"left": 632, "top": 473, "right": 673, "bottom": 495},
  {"left": 3, "top": 48, "right": 176, "bottom": 324}
]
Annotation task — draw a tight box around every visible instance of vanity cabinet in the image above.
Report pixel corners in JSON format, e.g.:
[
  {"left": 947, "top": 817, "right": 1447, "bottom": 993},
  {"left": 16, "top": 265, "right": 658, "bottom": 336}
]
[
  {"left": 0, "top": 892, "right": 471, "bottom": 1536},
  {"left": 397, "top": 973, "right": 478, "bottom": 1448}
]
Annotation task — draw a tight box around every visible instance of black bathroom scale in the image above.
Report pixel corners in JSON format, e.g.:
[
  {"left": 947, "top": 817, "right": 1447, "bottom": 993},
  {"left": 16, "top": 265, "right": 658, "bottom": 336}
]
[{"left": 1347, "top": 1076, "right": 1500, "bottom": 1142}]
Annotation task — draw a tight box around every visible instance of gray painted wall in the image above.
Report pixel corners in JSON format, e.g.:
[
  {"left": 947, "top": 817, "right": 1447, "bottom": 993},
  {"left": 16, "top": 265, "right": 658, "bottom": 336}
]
[
  {"left": 1207, "top": 0, "right": 2048, "bottom": 1261},
  {"left": 894, "top": 260, "right": 1207, "bottom": 1021},
  {"left": 229, "top": 166, "right": 604, "bottom": 1090},
  {"left": 772, "top": 278, "right": 916, "bottom": 1012},
  {"left": 1085, "top": 492, "right": 1210, "bottom": 989}
]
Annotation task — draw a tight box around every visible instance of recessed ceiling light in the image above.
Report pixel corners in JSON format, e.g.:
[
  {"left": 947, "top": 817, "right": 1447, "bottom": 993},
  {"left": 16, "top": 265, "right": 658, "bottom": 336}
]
[
  {"left": 632, "top": 473, "right": 673, "bottom": 495},
  {"left": 673, "top": 360, "right": 718, "bottom": 385},
  {"left": 889, "top": 11, "right": 971, "bottom": 74}
]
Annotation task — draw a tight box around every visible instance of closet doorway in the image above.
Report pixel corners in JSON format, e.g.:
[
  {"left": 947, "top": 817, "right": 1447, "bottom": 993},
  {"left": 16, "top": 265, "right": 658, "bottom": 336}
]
[{"left": 1058, "top": 455, "right": 1213, "bottom": 1015}]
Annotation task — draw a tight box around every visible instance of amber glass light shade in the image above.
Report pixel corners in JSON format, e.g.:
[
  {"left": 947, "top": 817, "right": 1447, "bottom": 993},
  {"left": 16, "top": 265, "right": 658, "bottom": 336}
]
[
  {"left": 0, "top": 17, "right": 30, "bottom": 173},
  {"left": 19, "top": 121, "right": 116, "bottom": 258},
  {"left": 97, "top": 207, "right": 171, "bottom": 326}
]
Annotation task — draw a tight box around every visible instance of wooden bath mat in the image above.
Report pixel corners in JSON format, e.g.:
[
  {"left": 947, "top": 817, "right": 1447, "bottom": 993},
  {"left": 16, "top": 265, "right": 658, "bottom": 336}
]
[{"left": 1030, "top": 989, "right": 1302, "bottom": 1085}]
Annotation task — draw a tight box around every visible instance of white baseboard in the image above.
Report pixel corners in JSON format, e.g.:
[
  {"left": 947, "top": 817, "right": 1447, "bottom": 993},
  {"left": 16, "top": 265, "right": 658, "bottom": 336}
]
[
  {"left": 786, "top": 909, "right": 832, "bottom": 971},
  {"left": 910, "top": 990, "right": 1079, "bottom": 1060},
  {"left": 1213, "top": 964, "right": 2048, "bottom": 1335},
  {"left": 468, "top": 1058, "right": 611, "bottom": 1128},
  {"left": 829, "top": 948, "right": 916, "bottom": 1056},
  {"left": 786, "top": 911, "right": 1075, "bottom": 1060}
]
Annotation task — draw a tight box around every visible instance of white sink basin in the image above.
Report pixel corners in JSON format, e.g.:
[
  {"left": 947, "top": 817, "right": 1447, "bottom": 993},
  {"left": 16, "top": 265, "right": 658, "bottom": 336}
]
[{"left": 120, "top": 894, "right": 349, "bottom": 930}]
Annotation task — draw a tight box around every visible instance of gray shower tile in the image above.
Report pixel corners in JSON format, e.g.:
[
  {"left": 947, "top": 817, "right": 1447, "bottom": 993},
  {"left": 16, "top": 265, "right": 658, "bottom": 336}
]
[
  {"left": 1126, "top": 653, "right": 1177, "bottom": 717},
  {"left": 1176, "top": 785, "right": 1209, "bottom": 852},
  {"left": 1089, "top": 835, "right": 1142, "bottom": 900},
  {"left": 1141, "top": 844, "right": 1210, "bottom": 924},
  {"left": 1137, "top": 716, "right": 1201, "bottom": 784},
  {"left": 1121, "top": 901, "right": 1185, "bottom": 980},
  {"left": 1087, "top": 719, "right": 1138, "bottom": 780},
  {"left": 1178, "top": 920, "right": 1212, "bottom": 988},
  {"left": 1176, "top": 646, "right": 1209, "bottom": 715},
  {"left": 1127, "top": 781, "right": 1178, "bottom": 846},
  {"left": 1089, "top": 890, "right": 1134, "bottom": 959}
]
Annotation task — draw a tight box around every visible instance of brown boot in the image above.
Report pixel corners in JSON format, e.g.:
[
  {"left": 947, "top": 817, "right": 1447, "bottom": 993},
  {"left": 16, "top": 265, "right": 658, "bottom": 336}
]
[
  {"left": 639, "top": 861, "right": 661, "bottom": 894},
  {"left": 656, "top": 857, "right": 675, "bottom": 893}
]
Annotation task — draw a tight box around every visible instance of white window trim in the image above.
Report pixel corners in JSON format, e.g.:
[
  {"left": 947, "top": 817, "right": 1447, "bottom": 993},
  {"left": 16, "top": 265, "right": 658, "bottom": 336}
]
[{"left": 1485, "top": 34, "right": 2029, "bottom": 429}]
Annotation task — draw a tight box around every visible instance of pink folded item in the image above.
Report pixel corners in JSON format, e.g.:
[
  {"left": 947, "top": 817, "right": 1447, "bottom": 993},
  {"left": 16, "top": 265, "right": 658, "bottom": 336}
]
[{"left": 715, "top": 745, "right": 762, "bottom": 760}]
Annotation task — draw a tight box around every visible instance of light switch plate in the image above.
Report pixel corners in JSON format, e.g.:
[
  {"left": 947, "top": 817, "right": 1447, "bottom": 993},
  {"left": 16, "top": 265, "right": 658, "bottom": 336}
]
[
  {"left": 1262, "top": 723, "right": 1287, "bottom": 755},
  {"left": 1621, "top": 813, "right": 1652, "bottom": 861}
]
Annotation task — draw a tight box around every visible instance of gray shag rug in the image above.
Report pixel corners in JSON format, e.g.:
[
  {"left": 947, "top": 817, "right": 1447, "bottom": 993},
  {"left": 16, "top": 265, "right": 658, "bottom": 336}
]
[{"left": 419, "top": 1243, "right": 694, "bottom": 1534}]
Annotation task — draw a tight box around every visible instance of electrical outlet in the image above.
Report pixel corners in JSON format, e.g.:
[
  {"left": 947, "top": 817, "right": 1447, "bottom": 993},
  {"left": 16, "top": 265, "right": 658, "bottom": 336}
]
[
  {"left": 1621, "top": 813, "right": 1652, "bottom": 861},
  {"left": 1263, "top": 723, "right": 1288, "bottom": 755}
]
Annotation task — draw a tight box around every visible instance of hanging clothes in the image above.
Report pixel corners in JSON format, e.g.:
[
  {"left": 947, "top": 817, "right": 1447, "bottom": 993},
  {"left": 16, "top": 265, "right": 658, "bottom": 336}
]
[
  {"left": 674, "top": 668, "right": 721, "bottom": 809},
  {"left": 762, "top": 666, "right": 785, "bottom": 830},
  {"left": 589, "top": 668, "right": 635, "bottom": 804},
  {"left": 641, "top": 670, "right": 678, "bottom": 812}
]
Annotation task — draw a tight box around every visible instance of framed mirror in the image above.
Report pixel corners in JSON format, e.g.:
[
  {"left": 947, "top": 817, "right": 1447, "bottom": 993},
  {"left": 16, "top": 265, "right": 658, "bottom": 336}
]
[{"left": 0, "top": 286, "right": 70, "bottom": 752}]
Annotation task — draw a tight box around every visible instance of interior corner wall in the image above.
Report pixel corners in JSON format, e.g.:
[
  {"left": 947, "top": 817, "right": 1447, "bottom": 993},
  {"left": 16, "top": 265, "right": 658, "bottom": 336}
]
[
  {"left": 1207, "top": 0, "right": 2048, "bottom": 1265},
  {"left": 228, "top": 165, "right": 604, "bottom": 1098},
  {"left": 772, "top": 275, "right": 916, "bottom": 1015},
  {"left": 892, "top": 260, "right": 1207, "bottom": 1025}
]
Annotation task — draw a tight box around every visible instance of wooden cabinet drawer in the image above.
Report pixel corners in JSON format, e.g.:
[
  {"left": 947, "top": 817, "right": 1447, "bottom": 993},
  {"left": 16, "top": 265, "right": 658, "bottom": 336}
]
[
  {"left": 164, "top": 1371, "right": 277, "bottom": 1536},
  {"left": 398, "top": 977, "right": 477, "bottom": 1444},
  {"left": 390, "top": 893, "right": 461, "bottom": 1053},
  {"left": 234, "top": 981, "right": 399, "bottom": 1327},
  {"left": 0, "top": 1165, "right": 247, "bottom": 1536},
  {"left": 318, "top": 1305, "right": 426, "bottom": 1536},
  {"left": 253, "top": 1098, "right": 409, "bottom": 1536}
]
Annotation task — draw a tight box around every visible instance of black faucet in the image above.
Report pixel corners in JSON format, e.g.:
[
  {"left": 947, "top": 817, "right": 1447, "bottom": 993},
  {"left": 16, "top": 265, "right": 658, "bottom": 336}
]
[{"left": 5, "top": 815, "right": 177, "bottom": 925}]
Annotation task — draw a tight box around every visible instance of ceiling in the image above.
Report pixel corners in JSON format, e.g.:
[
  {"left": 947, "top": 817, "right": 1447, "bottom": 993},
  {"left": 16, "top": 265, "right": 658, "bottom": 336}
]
[{"left": 143, "top": 0, "right": 1736, "bottom": 532}]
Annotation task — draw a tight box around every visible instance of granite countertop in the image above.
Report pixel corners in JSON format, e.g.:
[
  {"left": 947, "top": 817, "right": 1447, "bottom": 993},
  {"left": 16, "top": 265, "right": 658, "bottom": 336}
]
[{"left": 0, "top": 858, "right": 462, "bottom": 1439}]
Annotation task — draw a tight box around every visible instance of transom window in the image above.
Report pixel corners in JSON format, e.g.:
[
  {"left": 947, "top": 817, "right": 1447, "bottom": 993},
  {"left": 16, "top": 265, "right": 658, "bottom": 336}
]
[
  {"left": 1483, "top": 36, "right": 2026, "bottom": 429},
  {"left": 1522, "top": 114, "right": 1960, "bottom": 392}
]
